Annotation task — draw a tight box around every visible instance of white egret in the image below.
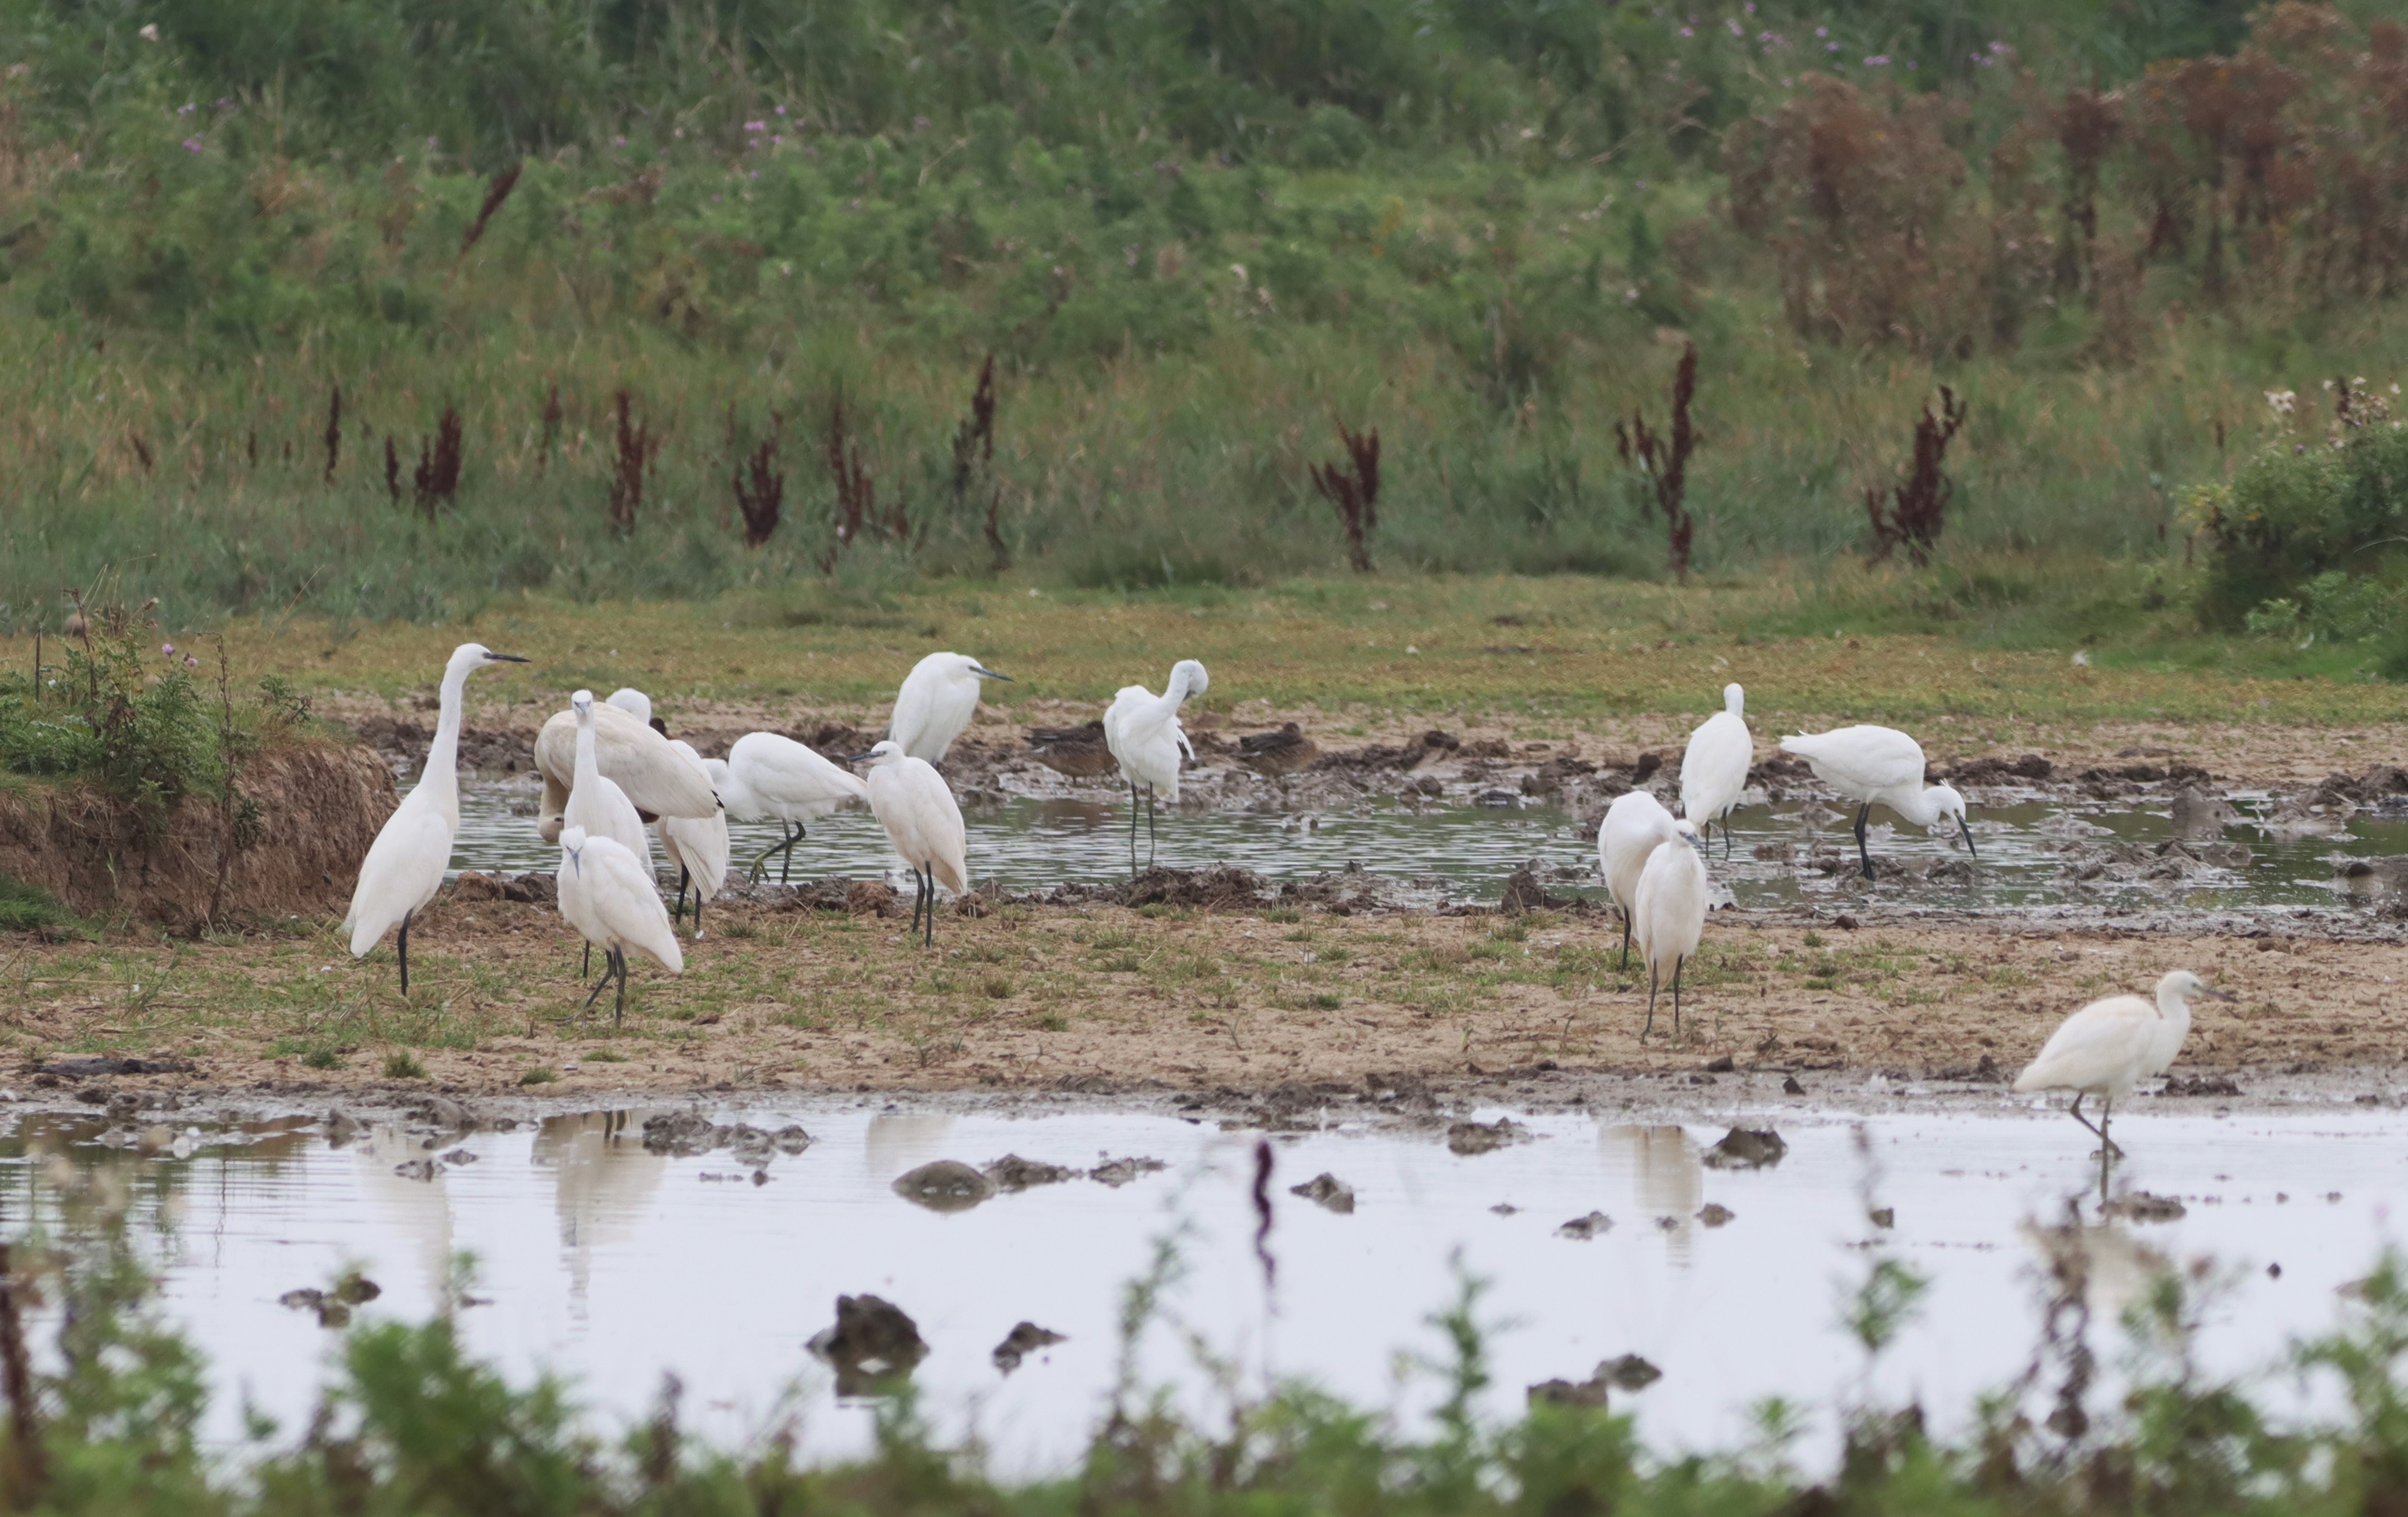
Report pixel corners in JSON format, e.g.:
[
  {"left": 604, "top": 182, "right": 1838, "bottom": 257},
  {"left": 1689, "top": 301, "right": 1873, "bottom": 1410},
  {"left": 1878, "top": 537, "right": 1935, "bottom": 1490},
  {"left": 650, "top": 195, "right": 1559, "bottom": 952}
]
[
  {"left": 1103, "top": 659, "right": 1209, "bottom": 873},
  {"left": 566, "top": 690, "right": 656, "bottom": 976},
  {"left": 890, "top": 652, "right": 1013, "bottom": 763},
  {"left": 1777, "top": 724, "right": 1974, "bottom": 880},
  {"left": 2013, "top": 970, "right": 2233, "bottom": 1158},
  {"left": 658, "top": 738, "right": 731, "bottom": 937},
  {"left": 342, "top": 643, "right": 527, "bottom": 991},
  {"left": 605, "top": 687, "right": 666, "bottom": 733},
  {"left": 1631, "top": 819, "right": 1710, "bottom": 1039},
  {"left": 534, "top": 701, "right": 718, "bottom": 843},
  {"left": 1598, "top": 790, "right": 1685, "bottom": 970},
  {"left": 1680, "top": 683, "right": 1753, "bottom": 859},
  {"left": 850, "top": 739, "right": 969, "bottom": 946},
  {"left": 555, "top": 825, "right": 684, "bottom": 1024},
  {"left": 711, "top": 732, "right": 871, "bottom": 882}
]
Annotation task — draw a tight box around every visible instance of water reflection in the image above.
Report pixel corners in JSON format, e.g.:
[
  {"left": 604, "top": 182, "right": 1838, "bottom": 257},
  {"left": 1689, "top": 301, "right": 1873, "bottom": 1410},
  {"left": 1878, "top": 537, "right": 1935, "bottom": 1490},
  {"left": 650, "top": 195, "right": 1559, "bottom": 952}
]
[{"left": 1597, "top": 1125, "right": 1704, "bottom": 1263}]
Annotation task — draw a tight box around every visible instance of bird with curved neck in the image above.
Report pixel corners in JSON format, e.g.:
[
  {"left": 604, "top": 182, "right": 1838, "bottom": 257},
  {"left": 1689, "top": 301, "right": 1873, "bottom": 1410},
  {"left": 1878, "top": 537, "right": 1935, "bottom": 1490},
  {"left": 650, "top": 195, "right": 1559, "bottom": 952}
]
[
  {"left": 344, "top": 643, "right": 527, "bottom": 992},
  {"left": 2013, "top": 969, "right": 2233, "bottom": 1161},
  {"left": 849, "top": 739, "right": 969, "bottom": 947},
  {"left": 1103, "top": 658, "right": 1209, "bottom": 874},
  {"left": 1778, "top": 723, "right": 1974, "bottom": 880},
  {"left": 890, "top": 651, "right": 1013, "bottom": 763}
]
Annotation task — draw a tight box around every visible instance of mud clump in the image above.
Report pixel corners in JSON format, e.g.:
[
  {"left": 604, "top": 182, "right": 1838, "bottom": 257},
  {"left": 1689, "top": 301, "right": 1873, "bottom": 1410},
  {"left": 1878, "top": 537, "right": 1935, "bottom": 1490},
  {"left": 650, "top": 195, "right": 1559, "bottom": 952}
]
[
  {"left": 1290, "top": 1172, "right": 1357, "bottom": 1213},
  {"left": 1600, "top": 1353, "right": 1663, "bottom": 1390},
  {"left": 991, "top": 1321, "right": 1068, "bottom": 1373},
  {"left": 1447, "top": 1118, "right": 1531, "bottom": 1156},
  {"left": 33, "top": 1056, "right": 192, "bottom": 1078},
  {"left": 1499, "top": 864, "right": 1558, "bottom": 914},
  {"left": 984, "top": 1154, "right": 1078, "bottom": 1191},
  {"left": 2105, "top": 1191, "right": 2187, "bottom": 1223},
  {"left": 1527, "top": 1373, "right": 1609, "bottom": 1410},
  {"left": 1555, "top": 1211, "right": 1614, "bottom": 1240},
  {"left": 642, "top": 1111, "right": 728, "bottom": 1155},
  {"left": 278, "top": 1272, "right": 381, "bottom": 1328},
  {"left": 2162, "top": 1075, "right": 2242, "bottom": 1097},
  {"left": 1089, "top": 1155, "right": 1168, "bottom": 1188},
  {"left": 892, "top": 1159, "right": 997, "bottom": 1211},
  {"left": 450, "top": 871, "right": 557, "bottom": 905},
  {"left": 1701, "top": 1128, "right": 1788, "bottom": 1170},
  {"left": 808, "top": 1294, "right": 929, "bottom": 1393},
  {"left": 1947, "top": 754, "right": 2054, "bottom": 785},
  {"left": 1696, "top": 1204, "right": 1736, "bottom": 1227}
]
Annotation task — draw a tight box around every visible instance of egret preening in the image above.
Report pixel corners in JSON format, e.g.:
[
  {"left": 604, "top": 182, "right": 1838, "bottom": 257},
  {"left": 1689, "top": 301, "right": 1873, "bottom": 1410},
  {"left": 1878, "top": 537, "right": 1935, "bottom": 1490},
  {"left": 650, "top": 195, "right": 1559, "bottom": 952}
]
[
  {"left": 2013, "top": 970, "right": 2232, "bottom": 1159},
  {"left": 555, "top": 825, "right": 684, "bottom": 1024},
  {"left": 342, "top": 643, "right": 527, "bottom": 991},
  {"left": 1598, "top": 790, "right": 1685, "bottom": 970},
  {"left": 851, "top": 739, "right": 969, "bottom": 947},
  {"left": 1777, "top": 724, "right": 1974, "bottom": 880},
  {"left": 1103, "top": 659, "right": 1209, "bottom": 873},
  {"left": 658, "top": 738, "right": 731, "bottom": 937},
  {"left": 535, "top": 700, "right": 718, "bottom": 843},
  {"left": 1680, "top": 683, "right": 1753, "bottom": 859},
  {"left": 1631, "top": 819, "right": 1709, "bottom": 1039},
  {"left": 890, "top": 652, "right": 1013, "bottom": 763},
  {"left": 711, "top": 732, "right": 870, "bottom": 882}
]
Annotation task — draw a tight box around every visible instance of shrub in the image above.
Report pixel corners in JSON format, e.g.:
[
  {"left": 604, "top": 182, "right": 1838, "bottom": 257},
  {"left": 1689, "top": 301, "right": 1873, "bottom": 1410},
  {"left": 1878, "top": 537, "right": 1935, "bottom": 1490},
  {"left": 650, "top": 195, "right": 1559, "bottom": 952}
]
[{"left": 2195, "top": 417, "right": 2408, "bottom": 631}]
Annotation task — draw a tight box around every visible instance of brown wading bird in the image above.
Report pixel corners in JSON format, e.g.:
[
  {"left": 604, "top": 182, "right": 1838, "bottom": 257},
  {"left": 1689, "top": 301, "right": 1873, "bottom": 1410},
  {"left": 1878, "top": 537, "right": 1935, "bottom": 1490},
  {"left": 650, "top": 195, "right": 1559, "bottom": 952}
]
[
  {"left": 1025, "top": 721, "right": 1117, "bottom": 778},
  {"left": 1237, "top": 722, "right": 1319, "bottom": 776}
]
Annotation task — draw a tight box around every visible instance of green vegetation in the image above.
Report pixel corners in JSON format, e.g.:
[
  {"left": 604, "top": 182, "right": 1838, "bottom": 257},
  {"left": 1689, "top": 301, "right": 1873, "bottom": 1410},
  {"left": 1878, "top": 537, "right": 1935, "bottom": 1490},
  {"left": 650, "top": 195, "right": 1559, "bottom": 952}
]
[{"left": 0, "top": 874, "right": 73, "bottom": 933}]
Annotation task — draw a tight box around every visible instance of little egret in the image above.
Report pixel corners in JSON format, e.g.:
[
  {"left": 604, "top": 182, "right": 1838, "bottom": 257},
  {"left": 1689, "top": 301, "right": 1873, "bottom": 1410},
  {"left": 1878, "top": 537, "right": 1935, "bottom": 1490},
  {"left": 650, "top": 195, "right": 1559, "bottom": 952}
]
[
  {"left": 851, "top": 739, "right": 969, "bottom": 947},
  {"left": 890, "top": 652, "right": 1012, "bottom": 763},
  {"left": 658, "top": 738, "right": 731, "bottom": 937},
  {"left": 1103, "top": 659, "right": 1209, "bottom": 873},
  {"left": 1631, "top": 819, "right": 1710, "bottom": 1039},
  {"left": 566, "top": 690, "right": 657, "bottom": 974},
  {"left": 1680, "top": 683, "right": 1753, "bottom": 859},
  {"left": 1236, "top": 722, "right": 1318, "bottom": 776},
  {"left": 555, "top": 825, "right": 683, "bottom": 1024},
  {"left": 1777, "top": 724, "right": 1974, "bottom": 880},
  {"left": 2012, "top": 970, "right": 2233, "bottom": 1158},
  {"left": 711, "top": 731, "right": 870, "bottom": 882},
  {"left": 1598, "top": 790, "right": 1685, "bottom": 970},
  {"left": 342, "top": 643, "right": 527, "bottom": 991},
  {"left": 535, "top": 700, "right": 718, "bottom": 843},
  {"left": 605, "top": 687, "right": 669, "bottom": 735}
]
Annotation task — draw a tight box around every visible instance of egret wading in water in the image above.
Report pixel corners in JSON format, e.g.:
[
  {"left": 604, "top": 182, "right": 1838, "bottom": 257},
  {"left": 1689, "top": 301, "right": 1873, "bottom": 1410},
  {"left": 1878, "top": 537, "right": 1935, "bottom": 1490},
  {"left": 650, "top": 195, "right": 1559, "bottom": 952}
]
[
  {"left": 565, "top": 690, "right": 657, "bottom": 976},
  {"left": 1778, "top": 724, "right": 1974, "bottom": 880},
  {"left": 851, "top": 739, "right": 969, "bottom": 947},
  {"left": 2013, "top": 970, "right": 2232, "bottom": 1161},
  {"left": 710, "top": 732, "right": 869, "bottom": 883},
  {"left": 890, "top": 652, "right": 1012, "bottom": 763},
  {"left": 1680, "top": 683, "right": 1753, "bottom": 859},
  {"left": 343, "top": 643, "right": 527, "bottom": 991},
  {"left": 1103, "top": 659, "right": 1209, "bottom": 874},
  {"left": 657, "top": 738, "right": 731, "bottom": 936},
  {"left": 1631, "top": 819, "right": 1710, "bottom": 1039},
  {"left": 555, "top": 825, "right": 683, "bottom": 1023},
  {"left": 1598, "top": 790, "right": 1687, "bottom": 970},
  {"left": 534, "top": 698, "right": 718, "bottom": 844}
]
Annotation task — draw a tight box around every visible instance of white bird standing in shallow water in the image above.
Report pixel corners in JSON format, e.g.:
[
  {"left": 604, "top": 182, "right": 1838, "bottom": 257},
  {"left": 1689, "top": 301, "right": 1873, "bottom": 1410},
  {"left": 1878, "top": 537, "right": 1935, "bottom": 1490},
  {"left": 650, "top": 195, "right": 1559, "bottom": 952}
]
[
  {"left": 711, "top": 732, "right": 870, "bottom": 883},
  {"left": 2013, "top": 970, "right": 2232, "bottom": 1159},
  {"left": 1779, "top": 724, "right": 1975, "bottom": 880},
  {"left": 555, "top": 825, "right": 683, "bottom": 1023},
  {"left": 657, "top": 738, "right": 731, "bottom": 937},
  {"left": 1103, "top": 659, "right": 1209, "bottom": 874},
  {"left": 1599, "top": 790, "right": 1686, "bottom": 970},
  {"left": 851, "top": 739, "right": 969, "bottom": 946},
  {"left": 534, "top": 699, "right": 718, "bottom": 844},
  {"left": 1631, "top": 819, "right": 1710, "bottom": 1039},
  {"left": 344, "top": 643, "right": 527, "bottom": 992},
  {"left": 1680, "top": 683, "right": 1754, "bottom": 859},
  {"left": 889, "top": 652, "right": 1013, "bottom": 763}
]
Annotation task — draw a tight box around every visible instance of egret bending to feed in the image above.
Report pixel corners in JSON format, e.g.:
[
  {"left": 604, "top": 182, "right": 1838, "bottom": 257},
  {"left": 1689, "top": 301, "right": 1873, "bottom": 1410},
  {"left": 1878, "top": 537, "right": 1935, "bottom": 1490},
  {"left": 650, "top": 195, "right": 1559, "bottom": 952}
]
[
  {"left": 851, "top": 739, "right": 969, "bottom": 947},
  {"left": 344, "top": 643, "right": 527, "bottom": 991},
  {"left": 535, "top": 698, "right": 718, "bottom": 844},
  {"left": 2013, "top": 970, "right": 2232, "bottom": 1158},
  {"left": 890, "top": 652, "right": 1013, "bottom": 763},
  {"left": 658, "top": 738, "right": 731, "bottom": 936},
  {"left": 710, "top": 732, "right": 870, "bottom": 882},
  {"left": 1631, "top": 818, "right": 1710, "bottom": 1039},
  {"left": 1680, "top": 683, "right": 1753, "bottom": 859},
  {"left": 1778, "top": 724, "right": 1974, "bottom": 880},
  {"left": 1104, "top": 659, "right": 1210, "bottom": 873},
  {"left": 1599, "top": 790, "right": 1687, "bottom": 970},
  {"left": 555, "top": 825, "right": 683, "bottom": 1023}
]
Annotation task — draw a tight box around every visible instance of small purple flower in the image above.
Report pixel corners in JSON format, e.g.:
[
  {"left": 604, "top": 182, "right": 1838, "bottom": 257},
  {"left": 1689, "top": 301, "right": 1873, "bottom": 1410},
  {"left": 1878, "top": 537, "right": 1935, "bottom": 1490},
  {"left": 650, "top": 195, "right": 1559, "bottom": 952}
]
[
  {"left": 613, "top": 134, "right": 626, "bottom": 146},
  {"left": 184, "top": 655, "right": 200, "bottom": 671},
  {"left": 1826, "top": 41, "right": 1839, "bottom": 51},
  {"left": 1864, "top": 54, "right": 1888, "bottom": 66},
  {"left": 1814, "top": 25, "right": 1827, "bottom": 36},
  {"left": 161, "top": 643, "right": 175, "bottom": 656},
  {"left": 744, "top": 120, "right": 766, "bottom": 132},
  {"left": 181, "top": 137, "right": 202, "bottom": 153},
  {"left": 774, "top": 105, "right": 786, "bottom": 116},
  {"left": 177, "top": 102, "right": 195, "bottom": 115},
  {"left": 912, "top": 115, "right": 930, "bottom": 132},
  {"left": 771, "top": 134, "right": 783, "bottom": 145},
  {"left": 1635, "top": 179, "right": 1648, "bottom": 190},
  {"left": 1678, "top": 24, "right": 1692, "bottom": 35},
  {"left": 1726, "top": 17, "right": 1742, "bottom": 35}
]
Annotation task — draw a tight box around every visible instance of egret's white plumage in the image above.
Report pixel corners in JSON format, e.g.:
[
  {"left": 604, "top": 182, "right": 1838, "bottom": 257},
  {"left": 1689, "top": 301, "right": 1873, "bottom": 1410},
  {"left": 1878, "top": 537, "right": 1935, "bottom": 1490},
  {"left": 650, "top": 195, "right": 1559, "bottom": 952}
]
[
  {"left": 1680, "top": 683, "right": 1753, "bottom": 857},
  {"left": 564, "top": 690, "right": 655, "bottom": 873},
  {"left": 2013, "top": 969, "right": 2231, "bottom": 1156},
  {"left": 657, "top": 739, "right": 731, "bottom": 937},
  {"left": 711, "top": 732, "right": 870, "bottom": 882},
  {"left": 535, "top": 701, "right": 718, "bottom": 843},
  {"left": 854, "top": 739, "right": 969, "bottom": 945},
  {"left": 1103, "top": 659, "right": 1209, "bottom": 872},
  {"left": 888, "top": 651, "right": 1013, "bottom": 763},
  {"left": 343, "top": 642, "right": 527, "bottom": 989},
  {"left": 556, "top": 825, "right": 684, "bottom": 1023},
  {"left": 1778, "top": 724, "right": 1974, "bottom": 878},
  {"left": 605, "top": 687, "right": 657, "bottom": 729},
  {"left": 1631, "top": 819, "right": 1710, "bottom": 1039},
  {"left": 1599, "top": 790, "right": 1685, "bottom": 969}
]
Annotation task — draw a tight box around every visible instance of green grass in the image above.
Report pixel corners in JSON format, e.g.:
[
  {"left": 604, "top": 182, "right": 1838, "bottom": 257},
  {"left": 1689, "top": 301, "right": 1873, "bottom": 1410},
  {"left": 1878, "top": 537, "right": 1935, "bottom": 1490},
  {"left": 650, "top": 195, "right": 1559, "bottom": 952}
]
[{"left": 0, "top": 874, "right": 77, "bottom": 933}]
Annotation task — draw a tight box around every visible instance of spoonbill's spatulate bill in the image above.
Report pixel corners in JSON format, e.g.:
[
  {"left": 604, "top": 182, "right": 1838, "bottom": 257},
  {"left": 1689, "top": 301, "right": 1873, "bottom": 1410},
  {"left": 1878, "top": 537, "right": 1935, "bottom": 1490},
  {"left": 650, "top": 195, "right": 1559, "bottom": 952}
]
[{"left": 1777, "top": 724, "right": 1974, "bottom": 880}]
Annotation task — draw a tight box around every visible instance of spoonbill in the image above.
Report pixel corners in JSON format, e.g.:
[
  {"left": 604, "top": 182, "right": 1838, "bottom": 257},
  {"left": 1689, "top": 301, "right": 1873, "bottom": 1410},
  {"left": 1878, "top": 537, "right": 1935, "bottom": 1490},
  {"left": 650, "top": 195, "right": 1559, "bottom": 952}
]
[
  {"left": 342, "top": 643, "right": 527, "bottom": 991},
  {"left": 1598, "top": 790, "right": 1685, "bottom": 970},
  {"left": 711, "top": 732, "right": 870, "bottom": 882},
  {"left": 1104, "top": 659, "right": 1210, "bottom": 873},
  {"left": 2012, "top": 970, "right": 2233, "bottom": 1158},
  {"left": 535, "top": 700, "right": 718, "bottom": 843},
  {"left": 1680, "top": 683, "right": 1753, "bottom": 858},
  {"left": 890, "top": 652, "right": 1012, "bottom": 763},
  {"left": 851, "top": 739, "right": 969, "bottom": 947},
  {"left": 1631, "top": 819, "right": 1710, "bottom": 1039},
  {"left": 555, "top": 825, "right": 683, "bottom": 1023},
  {"left": 1777, "top": 724, "right": 1974, "bottom": 880},
  {"left": 659, "top": 738, "right": 731, "bottom": 936}
]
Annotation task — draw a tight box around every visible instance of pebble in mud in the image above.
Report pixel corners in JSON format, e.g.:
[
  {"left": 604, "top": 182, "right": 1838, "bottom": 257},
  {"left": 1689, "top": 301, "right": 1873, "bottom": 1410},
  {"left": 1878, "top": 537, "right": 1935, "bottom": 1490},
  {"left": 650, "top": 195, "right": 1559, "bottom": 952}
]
[
  {"left": 1556, "top": 1211, "right": 1614, "bottom": 1240},
  {"left": 1289, "top": 1172, "right": 1356, "bottom": 1213},
  {"left": 983, "top": 1154, "right": 1078, "bottom": 1191},
  {"left": 1088, "top": 1155, "right": 1168, "bottom": 1188},
  {"left": 1700, "top": 1127, "right": 1788, "bottom": 1170},
  {"left": 1447, "top": 1118, "right": 1531, "bottom": 1156},
  {"left": 808, "top": 1294, "right": 929, "bottom": 1395},
  {"left": 891, "top": 1160, "right": 996, "bottom": 1212},
  {"left": 1696, "top": 1204, "right": 1736, "bottom": 1227},
  {"left": 991, "top": 1321, "right": 1068, "bottom": 1374}
]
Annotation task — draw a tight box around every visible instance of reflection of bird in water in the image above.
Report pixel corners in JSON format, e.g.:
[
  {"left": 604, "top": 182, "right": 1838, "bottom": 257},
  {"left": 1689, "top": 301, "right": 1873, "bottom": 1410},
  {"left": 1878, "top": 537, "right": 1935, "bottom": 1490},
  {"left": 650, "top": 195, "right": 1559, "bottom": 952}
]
[
  {"left": 1026, "top": 722, "right": 1117, "bottom": 778},
  {"left": 2020, "top": 1213, "right": 2168, "bottom": 1323},
  {"left": 865, "top": 1112, "right": 958, "bottom": 1180},
  {"left": 532, "top": 1109, "right": 668, "bottom": 1312},
  {"left": 1237, "top": 723, "right": 1318, "bottom": 776},
  {"left": 1597, "top": 1124, "right": 1703, "bottom": 1259},
  {"left": 353, "top": 1122, "right": 459, "bottom": 1302}
]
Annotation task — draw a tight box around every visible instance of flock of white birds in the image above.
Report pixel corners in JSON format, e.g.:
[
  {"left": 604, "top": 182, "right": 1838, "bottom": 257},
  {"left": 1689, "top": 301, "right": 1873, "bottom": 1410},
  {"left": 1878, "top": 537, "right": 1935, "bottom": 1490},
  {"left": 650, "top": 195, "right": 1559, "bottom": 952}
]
[{"left": 342, "top": 649, "right": 2220, "bottom": 1156}]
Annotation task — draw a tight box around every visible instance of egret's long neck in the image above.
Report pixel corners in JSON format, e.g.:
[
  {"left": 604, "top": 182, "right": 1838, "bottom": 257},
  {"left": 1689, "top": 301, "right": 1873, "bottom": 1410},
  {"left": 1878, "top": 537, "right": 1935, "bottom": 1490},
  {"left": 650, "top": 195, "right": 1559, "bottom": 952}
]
[
  {"left": 575, "top": 711, "right": 598, "bottom": 790},
  {"left": 1896, "top": 785, "right": 1945, "bottom": 826},
  {"left": 422, "top": 663, "right": 471, "bottom": 812},
  {"left": 2156, "top": 984, "right": 2193, "bottom": 1023}
]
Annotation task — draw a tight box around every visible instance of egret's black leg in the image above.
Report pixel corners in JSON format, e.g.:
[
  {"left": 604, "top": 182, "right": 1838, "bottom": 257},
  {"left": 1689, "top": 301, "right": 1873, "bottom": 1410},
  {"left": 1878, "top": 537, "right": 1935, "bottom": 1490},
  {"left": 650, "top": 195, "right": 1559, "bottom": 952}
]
[
  {"left": 582, "top": 949, "right": 614, "bottom": 1011},
  {"left": 614, "top": 947, "right": 629, "bottom": 1026},
  {"left": 923, "top": 865, "right": 937, "bottom": 948},
  {"left": 1854, "top": 802, "right": 1874, "bottom": 880},
  {"left": 1619, "top": 908, "right": 1633, "bottom": 972},
  {"left": 1128, "top": 782, "right": 1141, "bottom": 876},
  {"left": 907, "top": 869, "right": 923, "bottom": 937},
  {"left": 693, "top": 892, "right": 703, "bottom": 937},
  {"left": 1723, "top": 816, "right": 1735, "bottom": 860},
  {"left": 397, "top": 910, "right": 413, "bottom": 995},
  {"left": 780, "top": 822, "right": 802, "bottom": 885},
  {"left": 1643, "top": 964, "right": 1658, "bottom": 1040},
  {"left": 673, "top": 865, "right": 690, "bottom": 924},
  {"left": 1673, "top": 954, "right": 1686, "bottom": 1037},
  {"left": 582, "top": 941, "right": 591, "bottom": 979},
  {"left": 1146, "top": 785, "right": 1159, "bottom": 868}
]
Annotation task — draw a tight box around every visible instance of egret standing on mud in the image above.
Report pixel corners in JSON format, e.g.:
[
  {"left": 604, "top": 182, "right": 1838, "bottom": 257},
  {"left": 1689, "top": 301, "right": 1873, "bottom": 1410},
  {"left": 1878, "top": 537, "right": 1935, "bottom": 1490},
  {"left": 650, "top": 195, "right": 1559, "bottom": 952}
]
[
  {"left": 555, "top": 825, "right": 684, "bottom": 1023},
  {"left": 1681, "top": 684, "right": 1753, "bottom": 859},
  {"left": 1104, "top": 659, "right": 1209, "bottom": 873},
  {"left": 2012, "top": 970, "right": 2232, "bottom": 1159},
  {"left": 890, "top": 652, "right": 1013, "bottom": 763},
  {"left": 535, "top": 694, "right": 718, "bottom": 844},
  {"left": 711, "top": 732, "right": 870, "bottom": 882},
  {"left": 658, "top": 738, "right": 731, "bottom": 936},
  {"left": 852, "top": 739, "right": 970, "bottom": 947},
  {"left": 344, "top": 643, "right": 527, "bottom": 992},
  {"left": 1778, "top": 724, "right": 1974, "bottom": 880},
  {"left": 1599, "top": 790, "right": 1687, "bottom": 970},
  {"left": 1631, "top": 819, "right": 1710, "bottom": 1039},
  {"left": 565, "top": 690, "right": 657, "bottom": 974}
]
